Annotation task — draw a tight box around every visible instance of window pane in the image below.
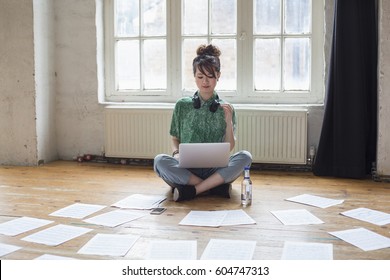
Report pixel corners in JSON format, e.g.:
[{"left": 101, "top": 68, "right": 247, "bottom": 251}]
[
  {"left": 254, "top": 38, "right": 281, "bottom": 91},
  {"left": 115, "top": 0, "right": 139, "bottom": 37},
  {"left": 183, "top": 39, "right": 208, "bottom": 91},
  {"left": 183, "top": 0, "right": 208, "bottom": 35},
  {"left": 116, "top": 40, "right": 140, "bottom": 90},
  {"left": 211, "top": 39, "right": 236, "bottom": 90},
  {"left": 254, "top": 0, "right": 281, "bottom": 34},
  {"left": 211, "top": 0, "right": 236, "bottom": 35},
  {"left": 143, "top": 0, "right": 166, "bottom": 36},
  {"left": 284, "top": 0, "right": 311, "bottom": 34},
  {"left": 284, "top": 38, "right": 310, "bottom": 90},
  {"left": 144, "top": 39, "right": 167, "bottom": 89}
]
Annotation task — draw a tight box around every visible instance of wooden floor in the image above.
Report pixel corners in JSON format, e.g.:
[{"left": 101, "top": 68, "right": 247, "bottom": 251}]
[{"left": 0, "top": 160, "right": 389, "bottom": 260}]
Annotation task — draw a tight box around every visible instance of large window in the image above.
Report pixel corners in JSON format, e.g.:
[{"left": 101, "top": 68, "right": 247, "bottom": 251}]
[{"left": 104, "top": 0, "right": 324, "bottom": 104}]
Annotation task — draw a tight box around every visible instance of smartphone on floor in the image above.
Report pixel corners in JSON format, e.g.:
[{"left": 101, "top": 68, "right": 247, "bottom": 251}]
[{"left": 150, "top": 207, "right": 166, "bottom": 215}]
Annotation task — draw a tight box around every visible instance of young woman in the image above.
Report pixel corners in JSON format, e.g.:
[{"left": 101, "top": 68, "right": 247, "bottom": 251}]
[{"left": 154, "top": 44, "right": 252, "bottom": 202}]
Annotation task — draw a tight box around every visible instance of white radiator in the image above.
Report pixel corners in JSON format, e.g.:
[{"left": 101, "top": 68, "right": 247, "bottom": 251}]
[
  {"left": 234, "top": 109, "right": 307, "bottom": 164},
  {"left": 104, "top": 107, "right": 307, "bottom": 164},
  {"left": 104, "top": 107, "right": 173, "bottom": 159}
]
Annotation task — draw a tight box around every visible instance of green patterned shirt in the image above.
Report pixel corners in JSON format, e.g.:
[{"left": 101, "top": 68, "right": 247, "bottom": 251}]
[{"left": 170, "top": 93, "right": 236, "bottom": 143}]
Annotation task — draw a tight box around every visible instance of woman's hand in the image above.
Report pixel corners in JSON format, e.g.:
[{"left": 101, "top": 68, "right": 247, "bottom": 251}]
[
  {"left": 221, "top": 103, "right": 234, "bottom": 125},
  {"left": 173, "top": 150, "right": 180, "bottom": 160},
  {"left": 221, "top": 103, "right": 235, "bottom": 150},
  {"left": 172, "top": 137, "right": 180, "bottom": 159}
]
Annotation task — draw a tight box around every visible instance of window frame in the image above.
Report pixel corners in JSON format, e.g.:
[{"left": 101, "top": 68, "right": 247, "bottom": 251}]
[{"left": 103, "top": 0, "right": 325, "bottom": 105}]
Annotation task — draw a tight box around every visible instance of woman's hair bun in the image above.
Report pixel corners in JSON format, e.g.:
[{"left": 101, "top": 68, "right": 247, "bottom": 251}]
[{"left": 196, "top": 44, "right": 221, "bottom": 57}]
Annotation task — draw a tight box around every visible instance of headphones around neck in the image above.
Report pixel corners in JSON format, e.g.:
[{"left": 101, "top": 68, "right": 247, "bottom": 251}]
[{"left": 192, "top": 92, "right": 220, "bottom": 113}]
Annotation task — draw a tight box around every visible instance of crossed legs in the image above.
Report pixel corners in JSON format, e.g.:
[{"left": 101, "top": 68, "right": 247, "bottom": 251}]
[{"left": 154, "top": 150, "right": 252, "bottom": 201}]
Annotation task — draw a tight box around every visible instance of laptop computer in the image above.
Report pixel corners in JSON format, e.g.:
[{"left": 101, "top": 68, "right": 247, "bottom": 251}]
[{"left": 178, "top": 142, "right": 230, "bottom": 168}]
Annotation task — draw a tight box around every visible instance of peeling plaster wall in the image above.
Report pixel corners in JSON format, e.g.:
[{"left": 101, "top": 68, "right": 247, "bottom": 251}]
[
  {"left": 34, "top": 0, "right": 58, "bottom": 164},
  {"left": 0, "top": 0, "right": 38, "bottom": 165},
  {"left": 54, "top": 0, "right": 104, "bottom": 160},
  {"left": 378, "top": 0, "right": 390, "bottom": 176}
]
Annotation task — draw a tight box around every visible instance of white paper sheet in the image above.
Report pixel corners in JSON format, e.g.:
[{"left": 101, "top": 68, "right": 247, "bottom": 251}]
[
  {"left": 179, "top": 210, "right": 256, "bottom": 227},
  {"left": 83, "top": 209, "right": 147, "bottom": 227},
  {"left": 77, "top": 233, "right": 140, "bottom": 257},
  {"left": 112, "top": 194, "right": 166, "bottom": 210},
  {"left": 0, "top": 217, "right": 54, "bottom": 236},
  {"left": 34, "top": 254, "right": 77, "bottom": 260},
  {"left": 200, "top": 239, "right": 256, "bottom": 260},
  {"left": 0, "top": 242, "right": 22, "bottom": 257},
  {"left": 220, "top": 210, "right": 256, "bottom": 226},
  {"left": 341, "top": 208, "right": 390, "bottom": 226},
  {"left": 281, "top": 241, "right": 333, "bottom": 260},
  {"left": 270, "top": 209, "right": 324, "bottom": 225},
  {"left": 179, "top": 210, "right": 227, "bottom": 227},
  {"left": 286, "top": 194, "right": 344, "bottom": 208},
  {"left": 329, "top": 227, "right": 390, "bottom": 251},
  {"left": 21, "top": 224, "right": 93, "bottom": 246},
  {"left": 146, "top": 240, "right": 197, "bottom": 260},
  {"left": 50, "top": 203, "right": 106, "bottom": 219}
]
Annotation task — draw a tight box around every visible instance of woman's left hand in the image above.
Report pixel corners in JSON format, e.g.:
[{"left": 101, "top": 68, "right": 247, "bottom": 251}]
[
  {"left": 221, "top": 103, "right": 235, "bottom": 150},
  {"left": 221, "top": 103, "right": 234, "bottom": 125}
]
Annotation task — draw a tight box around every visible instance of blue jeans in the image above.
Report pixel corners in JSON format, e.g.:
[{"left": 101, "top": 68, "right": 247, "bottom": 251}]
[{"left": 153, "top": 150, "right": 252, "bottom": 186}]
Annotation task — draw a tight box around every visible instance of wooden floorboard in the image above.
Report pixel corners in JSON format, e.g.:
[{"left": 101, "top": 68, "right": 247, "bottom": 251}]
[{"left": 0, "top": 160, "right": 389, "bottom": 260}]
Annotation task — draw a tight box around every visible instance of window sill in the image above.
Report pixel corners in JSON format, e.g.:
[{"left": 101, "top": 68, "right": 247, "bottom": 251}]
[{"left": 102, "top": 102, "right": 324, "bottom": 111}]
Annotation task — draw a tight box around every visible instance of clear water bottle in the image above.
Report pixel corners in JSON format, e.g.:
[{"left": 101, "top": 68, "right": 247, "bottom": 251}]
[{"left": 241, "top": 166, "right": 252, "bottom": 207}]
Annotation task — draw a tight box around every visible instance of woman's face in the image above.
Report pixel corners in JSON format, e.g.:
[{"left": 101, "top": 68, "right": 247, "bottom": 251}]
[{"left": 194, "top": 67, "right": 220, "bottom": 97}]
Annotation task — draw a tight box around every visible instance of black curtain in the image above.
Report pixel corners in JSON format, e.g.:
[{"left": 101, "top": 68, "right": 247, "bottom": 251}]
[{"left": 313, "top": 0, "right": 378, "bottom": 179}]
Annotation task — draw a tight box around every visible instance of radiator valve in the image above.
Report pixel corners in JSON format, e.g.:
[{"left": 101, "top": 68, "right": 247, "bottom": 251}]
[{"left": 307, "top": 146, "right": 316, "bottom": 165}]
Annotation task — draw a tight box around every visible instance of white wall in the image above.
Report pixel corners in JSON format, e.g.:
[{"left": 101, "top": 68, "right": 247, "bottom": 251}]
[
  {"left": 34, "top": 0, "right": 57, "bottom": 163},
  {"left": 54, "top": 0, "right": 104, "bottom": 160},
  {"left": 0, "top": 0, "right": 37, "bottom": 165}
]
